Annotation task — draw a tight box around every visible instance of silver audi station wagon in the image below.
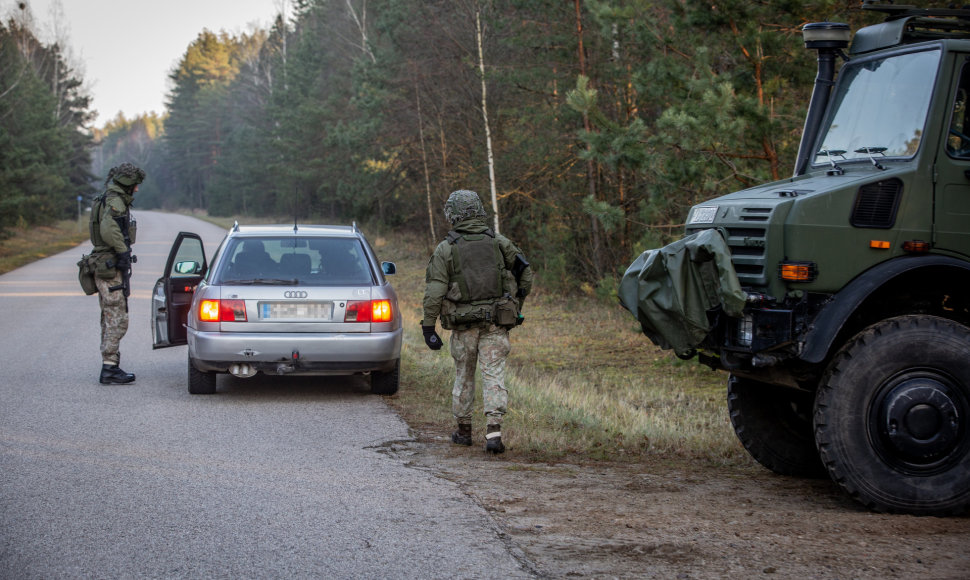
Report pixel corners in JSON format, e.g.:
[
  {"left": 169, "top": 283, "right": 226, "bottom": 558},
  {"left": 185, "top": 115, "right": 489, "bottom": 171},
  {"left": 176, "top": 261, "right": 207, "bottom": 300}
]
[{"left": 152, "top": 223, "right": 402, "bottom": 395}]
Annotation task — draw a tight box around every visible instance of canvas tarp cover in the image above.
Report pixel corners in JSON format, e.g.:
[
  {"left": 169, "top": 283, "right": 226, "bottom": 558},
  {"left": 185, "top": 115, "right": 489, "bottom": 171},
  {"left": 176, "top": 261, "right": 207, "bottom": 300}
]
[{"left": 618, "top": 228, "right": 746, "bottom": 357}]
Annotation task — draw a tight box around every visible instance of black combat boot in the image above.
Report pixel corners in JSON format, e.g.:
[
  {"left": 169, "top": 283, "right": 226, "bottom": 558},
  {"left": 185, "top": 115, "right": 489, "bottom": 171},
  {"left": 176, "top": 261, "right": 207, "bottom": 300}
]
[
  {"left": 100, "top": 364, "right": 135, "bottom": 384},
  {"left": 485, "top": 424, "right": 505, "bottom": 454},
  {"left": 451, "top": 422, "right": 472, "bottom": 446}
]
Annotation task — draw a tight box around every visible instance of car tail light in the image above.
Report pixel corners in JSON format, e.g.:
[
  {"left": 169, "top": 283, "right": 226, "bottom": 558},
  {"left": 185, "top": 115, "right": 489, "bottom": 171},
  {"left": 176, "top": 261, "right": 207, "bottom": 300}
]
[
  {"left": 346, "top": 299, "right": 393, "bottom": 323},
  {"left": 199, "top": 299, "right": 247, "bottom": 322}
]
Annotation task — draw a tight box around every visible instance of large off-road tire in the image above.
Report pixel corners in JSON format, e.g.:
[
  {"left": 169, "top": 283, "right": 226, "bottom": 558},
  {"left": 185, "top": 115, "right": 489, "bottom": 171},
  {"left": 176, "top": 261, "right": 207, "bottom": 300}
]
[
  {"left": 371, "top": 359, "right": 400, "bottom": 395},
  {"left": 188, "top": 357, "right": 217, "bottom": 395},
  {"left": 727, "top": 375, "right": 826, "bottom": 477},
  {"left": 814, "top": 315, "right": 970, "bottom": 515}
]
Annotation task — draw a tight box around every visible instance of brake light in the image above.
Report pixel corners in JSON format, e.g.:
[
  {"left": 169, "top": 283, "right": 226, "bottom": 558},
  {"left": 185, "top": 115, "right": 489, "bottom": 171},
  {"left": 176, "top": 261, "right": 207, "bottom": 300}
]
[
  {"left": 199, "top": 299, "right": 247, "bottom": 322},
  {"left": 345, "top": 299, "right": 393, "bottom": 323},
  {"left": 779, "top": 261, "right": 818, "bottom": 282}
]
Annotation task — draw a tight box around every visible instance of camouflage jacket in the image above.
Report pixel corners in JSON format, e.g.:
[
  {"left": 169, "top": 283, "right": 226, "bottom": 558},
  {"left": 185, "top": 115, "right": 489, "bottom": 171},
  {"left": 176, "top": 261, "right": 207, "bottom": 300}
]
[
  {"left": 422, "top": 218, "right": 534, "bottom": 327},
  {"left": 89, "top": 184, "right": 133, "bottom": 255}
]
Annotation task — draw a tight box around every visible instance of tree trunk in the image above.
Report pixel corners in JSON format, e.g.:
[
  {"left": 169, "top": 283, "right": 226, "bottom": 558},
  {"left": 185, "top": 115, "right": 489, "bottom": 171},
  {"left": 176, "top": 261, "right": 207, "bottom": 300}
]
[
  {"left": 575, "top": 0, "right": 601, "bottom": 277},
  {"left": 476, "top": 7, "right": 500, "bottom": 235},
  {"left": 414, "top": 73, "right": 436, "bottom": 247}
]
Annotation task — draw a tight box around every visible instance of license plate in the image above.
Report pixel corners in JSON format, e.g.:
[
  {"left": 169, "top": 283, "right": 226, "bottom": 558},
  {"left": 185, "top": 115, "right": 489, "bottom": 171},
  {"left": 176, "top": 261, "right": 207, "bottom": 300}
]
[
  {"left": 260, "top": 301, "right": 333, "bottom": 320},
  {"left": 689, "top": 206, "right": 718, "bottom": 224}
]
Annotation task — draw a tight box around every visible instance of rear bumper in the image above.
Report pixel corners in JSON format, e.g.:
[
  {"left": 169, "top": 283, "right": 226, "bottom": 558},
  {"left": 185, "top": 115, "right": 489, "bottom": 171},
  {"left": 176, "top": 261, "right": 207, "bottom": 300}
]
[{"left": 187, "top": 327, "right": 402, "bottom": 374}]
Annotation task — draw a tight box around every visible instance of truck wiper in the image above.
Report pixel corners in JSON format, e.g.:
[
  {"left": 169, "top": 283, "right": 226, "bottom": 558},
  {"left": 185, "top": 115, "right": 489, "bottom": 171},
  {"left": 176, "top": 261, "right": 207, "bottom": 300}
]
[
  {"left": 817, "top": 149, "right": 846, "bottom": 175},
  {"left": 854, "top": 146, "right": 887, "bottom": 170}
]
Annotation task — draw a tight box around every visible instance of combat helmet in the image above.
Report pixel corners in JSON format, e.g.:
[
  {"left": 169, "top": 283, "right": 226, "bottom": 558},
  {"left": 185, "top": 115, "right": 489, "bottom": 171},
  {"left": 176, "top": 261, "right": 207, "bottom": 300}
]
[
  {"left": 444, "top": 189, "right": 486, "bottom": 225},
  {"left": 108, "top": 162, "right": 146, "bottom": 188}
]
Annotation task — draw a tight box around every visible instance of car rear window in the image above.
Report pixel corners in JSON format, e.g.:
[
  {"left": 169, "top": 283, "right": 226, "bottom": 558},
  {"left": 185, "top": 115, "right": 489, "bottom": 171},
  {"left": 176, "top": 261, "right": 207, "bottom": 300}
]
[{"left": 212, "top": 236, "right": 374, "bottom": 286}]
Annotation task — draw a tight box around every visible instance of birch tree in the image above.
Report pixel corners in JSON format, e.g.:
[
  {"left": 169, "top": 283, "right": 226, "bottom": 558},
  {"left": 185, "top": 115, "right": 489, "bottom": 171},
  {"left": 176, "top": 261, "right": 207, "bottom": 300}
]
[{"left": 475, "top": 5, "right": 500, "bottom": 234}]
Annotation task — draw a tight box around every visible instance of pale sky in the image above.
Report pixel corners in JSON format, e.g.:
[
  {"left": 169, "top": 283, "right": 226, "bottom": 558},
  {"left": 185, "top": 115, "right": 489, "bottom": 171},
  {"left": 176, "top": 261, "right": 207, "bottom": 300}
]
[{"left": 8, "top": 0, "right": 284, "bottom": 127}]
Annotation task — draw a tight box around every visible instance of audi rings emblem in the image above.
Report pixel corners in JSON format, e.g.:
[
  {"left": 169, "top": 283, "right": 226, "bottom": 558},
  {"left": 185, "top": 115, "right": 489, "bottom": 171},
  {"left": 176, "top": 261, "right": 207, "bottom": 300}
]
[{"left": 283, "top": 291, "right": 308, "bottom": 298}]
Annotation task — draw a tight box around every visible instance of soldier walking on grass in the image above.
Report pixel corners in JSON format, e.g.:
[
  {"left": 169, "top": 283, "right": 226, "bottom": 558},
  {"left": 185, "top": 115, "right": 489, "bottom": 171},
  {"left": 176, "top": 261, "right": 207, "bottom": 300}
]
[
  {"left": 421, "top": 190, "right": 534, "bottom": 453},
  {"left": 89, "top": 163, "right": 144, "bottom": 384}
]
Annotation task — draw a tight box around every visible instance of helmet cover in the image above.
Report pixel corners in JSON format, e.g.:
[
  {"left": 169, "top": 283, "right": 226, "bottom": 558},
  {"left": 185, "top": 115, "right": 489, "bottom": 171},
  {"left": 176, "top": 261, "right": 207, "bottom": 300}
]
[
  {"left": 110, "top": 162, "right": 146, "bottom": 187},
  {"left": 444, "top": 189, "right": 486, "bottom": 225}
]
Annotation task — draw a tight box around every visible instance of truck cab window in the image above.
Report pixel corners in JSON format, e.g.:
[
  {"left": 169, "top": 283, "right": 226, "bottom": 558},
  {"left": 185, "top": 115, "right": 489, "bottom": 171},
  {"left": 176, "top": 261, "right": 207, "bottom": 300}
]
[{"left": 946, "top": 64, "right": 970, "bottom": 158}]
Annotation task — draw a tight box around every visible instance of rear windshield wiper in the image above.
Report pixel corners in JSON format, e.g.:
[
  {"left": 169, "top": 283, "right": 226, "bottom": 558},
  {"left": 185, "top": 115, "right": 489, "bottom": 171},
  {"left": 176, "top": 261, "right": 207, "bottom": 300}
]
[{"left": 221, "top": 278, "right": 299, "bottom": 285}]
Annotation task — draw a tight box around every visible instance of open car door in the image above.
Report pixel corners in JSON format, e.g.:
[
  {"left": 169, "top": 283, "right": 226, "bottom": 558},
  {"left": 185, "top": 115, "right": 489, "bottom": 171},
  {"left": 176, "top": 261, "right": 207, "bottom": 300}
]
[{"left": 152, "top": 232, "right": 207, "bottom": 349}]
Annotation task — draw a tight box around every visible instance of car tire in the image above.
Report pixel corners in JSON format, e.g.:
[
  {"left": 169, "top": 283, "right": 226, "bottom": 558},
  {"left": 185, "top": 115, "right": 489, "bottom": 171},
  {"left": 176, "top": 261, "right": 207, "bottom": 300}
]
[
  {"left": 814, "top": 315, "right": 970, "bottom": 515},
  {"left": 728, "top": 374, "right": 826, "bottom": 478},
  {"left": 188, "top": 357, "right": 217, "bottom": 395},
  {"left": 371, "top": 359, "right": 400, "bottom": 395}
]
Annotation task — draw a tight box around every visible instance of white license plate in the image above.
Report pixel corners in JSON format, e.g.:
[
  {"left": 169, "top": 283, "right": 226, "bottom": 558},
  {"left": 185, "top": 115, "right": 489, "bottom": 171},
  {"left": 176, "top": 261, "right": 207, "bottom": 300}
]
[
  {"left": 260, "top": 301, "right": 333, "bottom": 320},
  {"left": 689, "top": 206, "right": 718, "bottom": 224}
]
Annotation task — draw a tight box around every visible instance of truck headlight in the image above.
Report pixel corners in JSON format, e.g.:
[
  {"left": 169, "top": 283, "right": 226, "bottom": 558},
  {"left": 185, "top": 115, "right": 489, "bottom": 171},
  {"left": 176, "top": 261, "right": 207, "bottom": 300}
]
[{"left": 737, "top": 314, "right": 753, "bottom": 347}]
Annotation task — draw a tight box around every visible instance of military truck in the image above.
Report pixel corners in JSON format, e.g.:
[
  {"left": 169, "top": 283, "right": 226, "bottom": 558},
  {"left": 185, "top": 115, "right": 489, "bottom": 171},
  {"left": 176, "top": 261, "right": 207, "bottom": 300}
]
[{"left": 620, "top": 2, "right": 969, "bottom": 515}]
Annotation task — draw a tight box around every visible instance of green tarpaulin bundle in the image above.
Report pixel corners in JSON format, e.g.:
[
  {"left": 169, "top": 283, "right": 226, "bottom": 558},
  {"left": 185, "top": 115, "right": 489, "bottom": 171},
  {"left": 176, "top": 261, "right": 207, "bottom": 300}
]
[{"left": 618, "top": 229, "right": 747, "bottom": 357}]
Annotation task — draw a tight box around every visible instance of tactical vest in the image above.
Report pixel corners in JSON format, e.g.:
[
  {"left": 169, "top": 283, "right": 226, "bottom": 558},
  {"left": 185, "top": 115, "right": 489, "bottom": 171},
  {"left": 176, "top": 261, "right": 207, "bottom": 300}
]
[
  {"left": 89, "top": 193, "right": 136, "bottom": 252},
  {"left": 446, "top": 229, "right": 504, "bottom": 303}
]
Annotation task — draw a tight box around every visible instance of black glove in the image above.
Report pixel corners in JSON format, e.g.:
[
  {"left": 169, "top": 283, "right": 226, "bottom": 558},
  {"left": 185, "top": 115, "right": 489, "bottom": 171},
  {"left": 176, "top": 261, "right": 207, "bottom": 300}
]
[
  {"left": 422, "top": 325, "right": 442, "bottom": 350},
  {"left": 115, "top": 251, "right": 132, "bottom": 270}
]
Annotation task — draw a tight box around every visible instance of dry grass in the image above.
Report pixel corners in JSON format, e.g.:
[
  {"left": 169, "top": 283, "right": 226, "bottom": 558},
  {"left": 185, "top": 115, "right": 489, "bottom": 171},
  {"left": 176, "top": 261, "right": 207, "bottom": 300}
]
[
  {"left": 374, "top": 230, "right": 747, "bottom": 466},
  {"left": 0, "top": 219, "right": 89, "bottom": 275}
]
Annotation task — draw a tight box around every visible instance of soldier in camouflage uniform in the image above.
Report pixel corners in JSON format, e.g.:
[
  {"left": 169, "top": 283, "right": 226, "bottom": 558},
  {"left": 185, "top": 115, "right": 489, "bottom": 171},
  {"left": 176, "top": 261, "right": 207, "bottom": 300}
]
[
  {"left": 90, "top": 163, "right": 144, "bottom": 384},
  {"left": 422, "top": 190, "right": 534, "bottom": 453}
]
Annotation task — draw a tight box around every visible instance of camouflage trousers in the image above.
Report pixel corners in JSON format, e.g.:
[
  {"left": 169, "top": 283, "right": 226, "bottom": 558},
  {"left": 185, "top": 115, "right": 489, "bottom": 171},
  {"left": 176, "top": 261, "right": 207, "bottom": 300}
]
[
  {"left": 96, "top": 271, "right": 128, "bottom": 366},
  {"left": 450, "top": 323, "right": 511, "bottom": 426}
]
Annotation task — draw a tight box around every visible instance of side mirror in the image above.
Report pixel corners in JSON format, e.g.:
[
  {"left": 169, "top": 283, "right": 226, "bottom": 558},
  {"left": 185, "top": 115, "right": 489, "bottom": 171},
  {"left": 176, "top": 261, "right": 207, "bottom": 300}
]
[
  {"left": 381, "top": 261, "right": 396, "bottom": 275},
  {"left": 174, "top": 260, "right": 201, "bottom": 275}
]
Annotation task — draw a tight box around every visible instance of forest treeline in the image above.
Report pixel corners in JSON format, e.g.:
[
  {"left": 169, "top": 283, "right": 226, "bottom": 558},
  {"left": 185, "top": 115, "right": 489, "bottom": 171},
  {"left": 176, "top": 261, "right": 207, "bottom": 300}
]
[
  {"left": 0, "top": 9, "right": 93, "bottom": 236},
  {"left": 13, "top": 1, "right": 877, "bottom": 291}
]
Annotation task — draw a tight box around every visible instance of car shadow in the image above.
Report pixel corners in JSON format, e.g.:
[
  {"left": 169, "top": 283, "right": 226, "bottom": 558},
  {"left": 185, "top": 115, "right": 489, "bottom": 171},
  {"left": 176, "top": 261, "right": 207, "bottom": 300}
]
[{"left": 211, "top": 372, "right": 373, "bottom": 400}]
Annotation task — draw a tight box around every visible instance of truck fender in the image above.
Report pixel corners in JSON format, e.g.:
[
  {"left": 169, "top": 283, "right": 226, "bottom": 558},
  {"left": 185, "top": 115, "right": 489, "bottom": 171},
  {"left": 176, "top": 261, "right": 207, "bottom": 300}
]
[{"left": 799, "top": 255, "right": 970, "bottom": 364}]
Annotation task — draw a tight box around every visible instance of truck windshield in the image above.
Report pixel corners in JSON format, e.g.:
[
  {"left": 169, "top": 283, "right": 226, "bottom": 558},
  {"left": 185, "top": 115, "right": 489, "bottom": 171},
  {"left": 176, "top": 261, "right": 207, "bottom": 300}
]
[{"left": 813, "top": 49, "right": 940, "bottom": 166}]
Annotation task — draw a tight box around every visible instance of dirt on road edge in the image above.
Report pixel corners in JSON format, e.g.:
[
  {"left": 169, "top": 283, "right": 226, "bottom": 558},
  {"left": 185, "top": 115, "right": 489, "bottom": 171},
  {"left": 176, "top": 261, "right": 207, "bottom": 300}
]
[{"left": 392, "top": 429, "right": 970, "bottom": 579}]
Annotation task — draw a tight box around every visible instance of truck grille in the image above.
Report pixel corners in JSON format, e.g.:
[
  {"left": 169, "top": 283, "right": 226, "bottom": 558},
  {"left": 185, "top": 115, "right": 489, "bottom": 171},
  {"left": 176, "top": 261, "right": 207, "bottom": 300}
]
[
  {"left": 723, "top": 224, "right": 766, "bottom": 284},
  {"left": 688, "top": 206, "right": 769, "bottom": 287}
]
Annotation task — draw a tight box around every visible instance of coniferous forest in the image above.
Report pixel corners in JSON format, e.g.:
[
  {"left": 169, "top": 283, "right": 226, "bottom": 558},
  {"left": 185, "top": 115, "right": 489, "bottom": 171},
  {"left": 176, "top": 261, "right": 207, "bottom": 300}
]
[{"left": 5, "top": 0, "right": 877, "bottom": 291}]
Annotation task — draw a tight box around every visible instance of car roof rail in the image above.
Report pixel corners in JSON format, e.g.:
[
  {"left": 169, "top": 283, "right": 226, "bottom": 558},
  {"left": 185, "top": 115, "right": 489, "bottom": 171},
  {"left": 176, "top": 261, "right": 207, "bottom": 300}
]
[{"left": 232, "top": 221, "right": 239, "bottom": 232}]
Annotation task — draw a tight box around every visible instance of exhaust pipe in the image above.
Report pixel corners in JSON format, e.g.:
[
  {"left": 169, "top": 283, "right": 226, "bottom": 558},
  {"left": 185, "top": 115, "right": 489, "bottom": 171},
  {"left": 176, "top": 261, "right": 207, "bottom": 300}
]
[
  {"left": 793, "top": 22, "right": 851, "bottom": 177},
  {"left": 229, "top": 363, "right": 257, "bottom": 378}
]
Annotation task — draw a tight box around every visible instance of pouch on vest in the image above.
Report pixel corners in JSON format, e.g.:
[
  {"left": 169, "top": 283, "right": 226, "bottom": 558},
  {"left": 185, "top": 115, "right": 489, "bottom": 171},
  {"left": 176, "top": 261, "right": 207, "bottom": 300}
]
[
  {"left": 77, "top": 254, "right": 98, "bottom": 295},
  {"left": 93, "top": 252, "right": 117, "bottom": 280},
  {"left": 453, "top": 304, "right": 492, "bottom": 329},
  {"left": 492, "top": 295, "right": 519, "bottom": 327},
  {"left": 128, "top": 214, "right": 137, "bottom": 245}
]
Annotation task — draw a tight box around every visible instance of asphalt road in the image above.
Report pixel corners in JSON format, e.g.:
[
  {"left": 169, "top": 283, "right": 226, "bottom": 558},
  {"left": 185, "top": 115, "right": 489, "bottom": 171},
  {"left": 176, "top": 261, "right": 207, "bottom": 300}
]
[{"left": 0, "top": 211, "right": 530, "bottom": 579}]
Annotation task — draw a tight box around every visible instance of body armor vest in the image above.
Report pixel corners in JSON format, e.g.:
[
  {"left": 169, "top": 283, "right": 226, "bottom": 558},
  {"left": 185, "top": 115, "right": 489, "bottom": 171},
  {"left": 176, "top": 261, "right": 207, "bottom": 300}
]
[
  {"left": 89, "top": 193, "right": 135, "bottom": 251},
  {"left": 447, "top": 229, "right": 504, "bottom": 303}
]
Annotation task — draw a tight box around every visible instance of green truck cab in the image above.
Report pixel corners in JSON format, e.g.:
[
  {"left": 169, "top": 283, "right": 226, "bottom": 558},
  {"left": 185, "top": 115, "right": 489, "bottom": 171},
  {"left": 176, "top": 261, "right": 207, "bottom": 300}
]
[{"left": 621, "top": 3, "right": 970, "bottom": 515}]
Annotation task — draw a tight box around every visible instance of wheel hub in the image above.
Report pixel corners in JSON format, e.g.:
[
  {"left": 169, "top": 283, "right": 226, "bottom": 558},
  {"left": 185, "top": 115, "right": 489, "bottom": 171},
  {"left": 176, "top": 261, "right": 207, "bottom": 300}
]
[{"left": 875, "top": 373, "right": 965, "bottom": 470}]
